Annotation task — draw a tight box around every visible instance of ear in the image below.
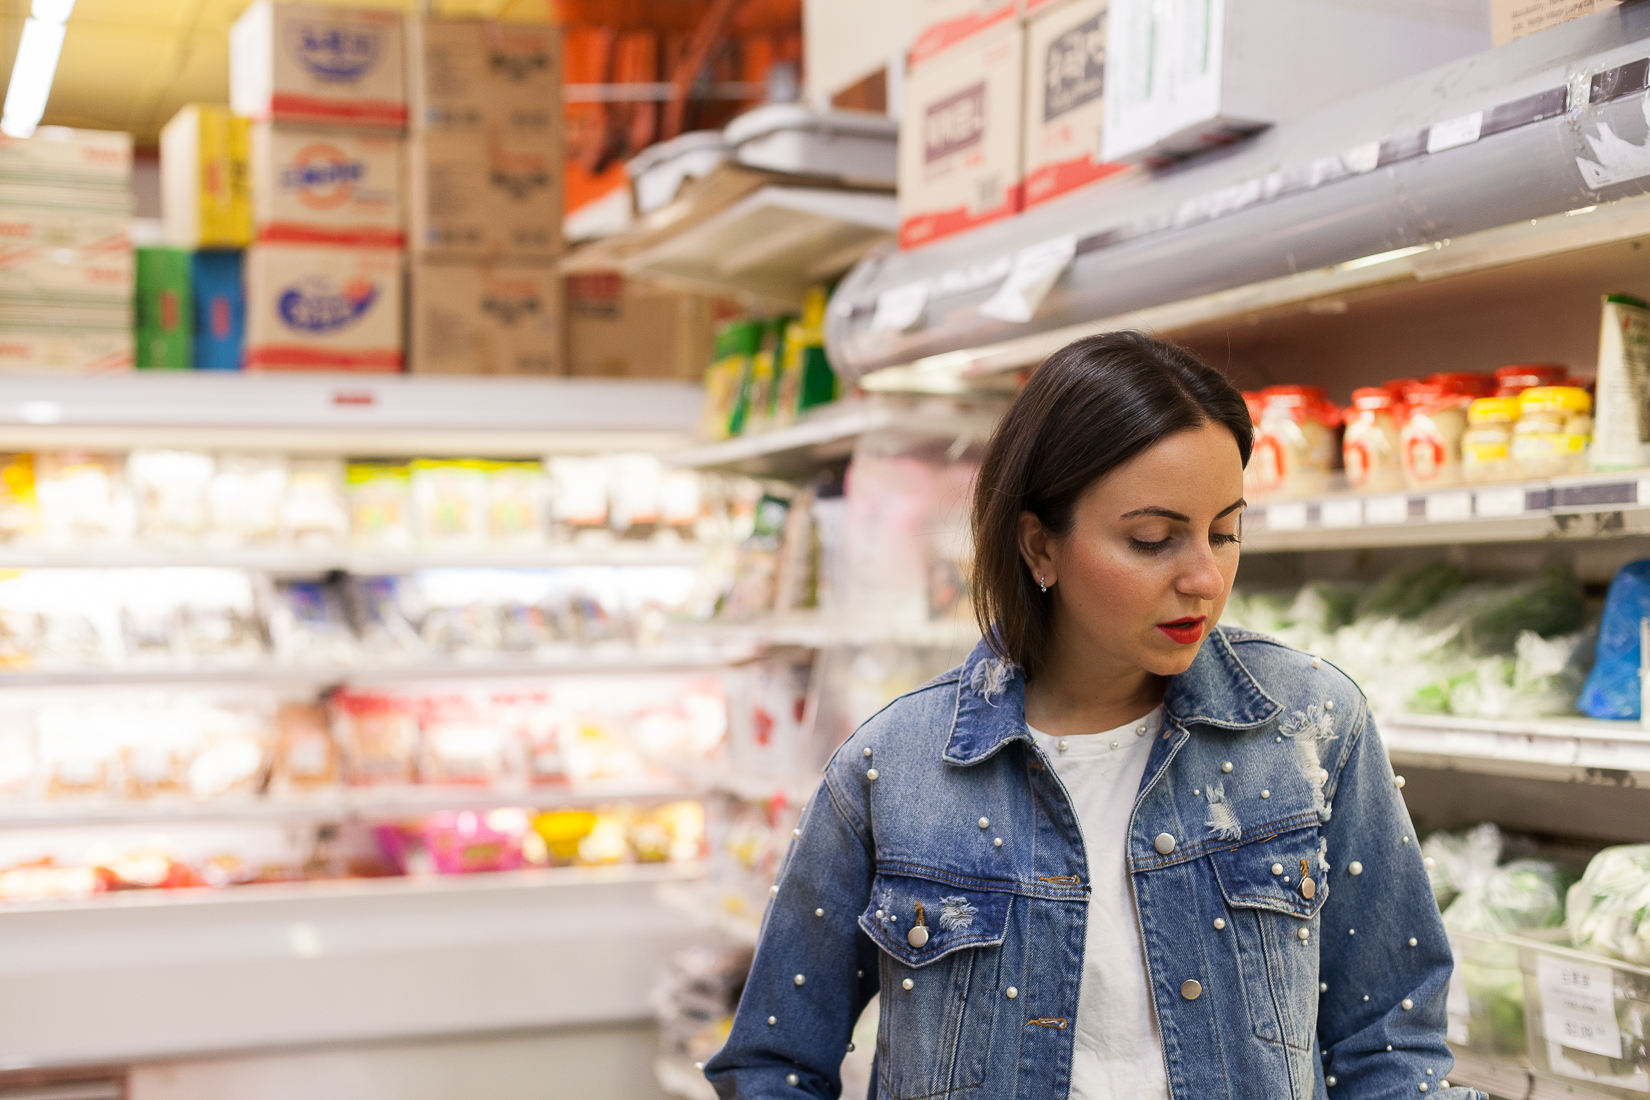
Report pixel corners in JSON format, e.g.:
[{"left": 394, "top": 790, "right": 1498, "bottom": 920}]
[{"left": 1017, "top": 511, "right": 1058, "bottom": 588}]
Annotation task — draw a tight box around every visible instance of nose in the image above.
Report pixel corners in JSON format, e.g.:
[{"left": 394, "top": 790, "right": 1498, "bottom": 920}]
[{"left": 1176, "top": 539, "right": 1226, "bottom": 602}]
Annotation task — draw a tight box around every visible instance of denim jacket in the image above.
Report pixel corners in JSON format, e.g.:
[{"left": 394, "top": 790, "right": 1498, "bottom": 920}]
[{"left": 705, "top": 627, "right": 1482, "bottom": 1100}]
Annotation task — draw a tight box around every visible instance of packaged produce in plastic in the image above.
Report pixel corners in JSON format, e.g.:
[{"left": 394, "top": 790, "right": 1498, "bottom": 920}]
[
  {"left": 410, "top": 459, "right": 490, "bottom": 548},
  {"left": 208, "top": 454, "right": 287, "bottom": 544},
  {"left": 35, "top": 452, "right": 132, "bottom": 543},
  {"left": 1249, "top": 386, "right": 1339, "bottom": 498},
  {"left": 280, "top": 458, "right": 348, "bottom": 546},
  {"left": 0, "top": 454, "right": 38, "bottom": 541},
  {"left": 332, "top": 691, "right": 419, "bottom": 785},
  {"left": 486, "top": 461, "right": 549, "bottom": 546},
  {"left": 1591, "top": 293, "right": 1650, "bottom": 470},
  {"left": 346, "top": 463, "right": 415, "bottom": 551},
  {"left": 1568, "top": 844, "right": 1650, "bottom": 965},
  {"left": 1446, "top": 859, "right": 1569, "bottom": 935},
  {"left": 129, "top": 449, "right": 215, "bottom": 543},
  {"left": 1511, "top": 933, "right": 1650, "bottom": 1094},
  {"left": 1342, "top": 387, "right": 1405, "bottom": 492},
  {"left": 1513, "top": 385, "right": 1593, "bottom": 478},
  {"left": 1496, "top": 363, "right": 1568, "bottom": 396},
  {"left": 269, "top": 702, "right": 340, "bottom": 793},
  {"left": 1579, "top": 560, "right": 1650, "bottom": 720},
  {"left": 1425, "top": 822, "right": 1504, "bottom": 909},
  {"left": 1461, "top": 397, "right": 1520, "bottom": 483}
]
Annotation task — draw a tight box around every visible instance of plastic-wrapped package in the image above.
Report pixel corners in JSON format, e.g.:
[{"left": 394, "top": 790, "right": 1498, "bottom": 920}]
[
  {"left": 208, "top": 454, "right": 288, "bottom": 545},
  {"left": 1355, "top": 561, "right": 1468, "bottom": 622},
  {"left": 487, "top": 461, "right": 549, "bottom": 547},
  {"left": 1444, "top": 859, "right": 1569, "bottom": 934},
  {"left": 630, "top": 800, "right": 705, "bottom": 863},
  {"left": 186, "top": 701, "right": 275, "bottom": 798},
  {"left": 1425, "top": 824, "right": 1504, "bottom": 908},
  {"left": 331, "top": 691, "right": 420, "bottom": 786},
  {"left": 378, "top": 809, "right": 529, "bottom": 876},
  {"left": 609, "top": 453, "right": 664, "bottom": 539},
  {"left": 35, "top": 452, "right": 132, "bottom": 543},
  {"left": 280, "top": 458, "right": 348, "bottom": 546},
  {"left": 659, "top": 469, "right": 703, "bottom": 539},
  {"left": 128, "top": 449, "right": 216, "bottom": 543},
  {"left": 1567, "top": 844, "right": 1650, "bottom": 965},
  {"left": 1415, "top": 564, "right": 1586, "bottom": 658},
  {"left": 268, "top": 702, "right": 341, "bottom": 794},
  {"left": 173, "top": 568, "right": 268, "bottom": 666},
  {"left": 268, "top": 579, "right": 357, "bottom": 664},
  {"left": 36, "top": 703, "right": 119, "bottom": 797},
  {"left": 345, "top": 575, "right": 428, "bottom": 659},
  {"left": 347, "top": 463, "right": 415, "bottom": 551},
  {"left": 410, "top": 459, "right": 490, "bottom": 549},
  {"left": 1579, "top": 559, "right": 1650, "bottom": 719},
  {"left": 0, "top": 715, "right": 33, "bottom": 798},
  {"left": 0, "top": 454, "right": 39, "bottom": 542},
  {"left": 417, "top": 698, "right": 519, "bottom": 786},
  {"left": 548, "top": 455, "right": 610, "bottom": 541}
]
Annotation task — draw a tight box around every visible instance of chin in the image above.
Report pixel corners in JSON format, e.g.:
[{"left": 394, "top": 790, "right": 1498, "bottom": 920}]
[{"left": 1141, "top": 638, "right": 1208, "bottom": 677}]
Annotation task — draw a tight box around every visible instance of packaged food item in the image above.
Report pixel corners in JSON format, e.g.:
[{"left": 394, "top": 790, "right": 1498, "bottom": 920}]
[
  {"left": 1461, "top": 397, "right": 1520, "bottom": 484},
  {"left": 171, "top": 568, "right": 267, "bottom": 666},
  {"left": 192, "top": 249, "right": 247, "bottom": 371},
  {"left": 332, "top": 691, "right": 419, "bottom": 785},
  {"left": 700, "top": 321, "right": 764, "bottom": 440},
  {"left": 1400, "top": 383, "right": 1472, "bottom": 489},
  {"left": 1567, "top": 844, "right": 1650, "bottom": 964},
  {"left": 135, "top": 247, "right": 193, "bottom": 371},
  {"left": 346, "top": 463, "right": 414, "bottom": 550},
  {"left": 207, "top": 454, "right": 287, "bottom": 544},
  {"left": 35, "top": 452, "right": 132, "bottom": 542},
  {"left": 1342, "top": 387, "right": 1405, "bottom": 492},
  {"left": 1512, "top": 385, "right": 1592, "bottom": 478},
  {"left": 187, "top": 704, "right": 275, "bottom": 798},
  {"left": 547, "top": 456, "right": 610, "bottom": 540},
  {"left": 630, "top": 800, "right": 705, "bottom": 863},
  {"left": 533, "top": 809, "right": 597, "bottom": 864},
  {"left": 0, "top": 454, "right": 39, "bottom": 541},
  {"left": 160, "top": 104, "right": 253, "bottom": 249},
  {"left": 1248, "top": 386, "right": 1339, "bottom": 498},
  {"left": 409, "top": 459, "right": 490, "bottom": 548},
  {"left": 269, "top": 579, "right": 356, "bottom": 663},
  {"left": 659, "top": 470, "right": 703, "bottom": 539},
  {"left": 279, "top": 458, "right": 348, "bottom": 545},
  {"left": 1495, "top": 363, "right": 1567, "bottom": 396},
  {"left": 486, "top": 461, "right": 549, "bottom": 546},
  {"left": 344, "top": 575, "right": 428, "bottom": 658},
  {"left": 413, "top": 809, "right": 528, "bottom": 874},
  {"left": 417, "top": 696, "right": 518, "bottom": 785},
  {"left": 609, "top": 453, "right": 663, "bottom": 539},
  {"left": 230, "top": 2, "right": 407, "bottom": 130},
  {"left": 128, "top": 449, "right": 216, "bottom": 542},
  {"left": 1579, "top": 559, "right": 1650, "bottom": 720},
  {"left": 36, "top": 703, "right": 118, "bottom": 797},
  {"left": 1590, "top": 293, "right": 1650, "bottom": 469},
  {"left": 269, "top": 702, "right": 342, "bottom": 793},
  {"left": 0, "top": 715, "right": 33, "bottom": 797},
  {"left": 560, "top": 716, "right": 649, "bottom": 785}
]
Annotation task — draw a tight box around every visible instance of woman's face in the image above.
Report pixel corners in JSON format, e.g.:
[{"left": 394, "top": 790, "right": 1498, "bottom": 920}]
[{"left": 1019, "top": 422, "right": 1246, "bottom": 678}]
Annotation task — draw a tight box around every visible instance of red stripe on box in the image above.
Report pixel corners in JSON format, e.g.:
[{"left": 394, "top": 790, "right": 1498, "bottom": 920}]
[
  {"left": 908, "top": 5, "right": 1017, "bottom": 68},
  {"left": 898, "top": 185, "right": 1023, "bottom": 250},
  {"left": 246, "top": 346, "right": 403, "bottom": 372},
  {"left": 267, "top": 93, "right": 407, "bottom": 129},
  {"left": 257, "top": 223, "right": 405, "bottom": 249},
  {"left": 1023, "top": 159, "right": 1130, "bottom": 208}
]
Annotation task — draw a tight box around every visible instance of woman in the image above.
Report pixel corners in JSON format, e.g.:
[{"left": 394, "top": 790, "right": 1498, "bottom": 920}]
[{"left": 705, "top": 333, "right": 1476, "bottom": 1100}]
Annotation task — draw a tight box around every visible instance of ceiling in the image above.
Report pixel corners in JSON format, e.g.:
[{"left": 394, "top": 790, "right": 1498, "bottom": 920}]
[{"left": 0, "top": 0, "right": 553, "bottom": 150}]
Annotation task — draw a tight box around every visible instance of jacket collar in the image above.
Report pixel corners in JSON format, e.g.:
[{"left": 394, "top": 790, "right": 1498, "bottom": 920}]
[{"left": 942, "top": 629, "right": 1282, "bottom": 766}]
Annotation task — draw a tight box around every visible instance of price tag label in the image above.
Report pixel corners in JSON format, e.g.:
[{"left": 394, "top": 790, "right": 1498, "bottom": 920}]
[
  {"left": 1365, "top": 495, "right": 1409, "bottom": 526},
  {"left": 1475, "top": 487, "right": 1527, "bottom": 518},
  {"left": 1425, "top": 491, "right": 1473, "bottom": 522},
  {"left": 1427, "top": 110, "right": 1484, "bottom": 154},
  {"left": 1266, "top": 502, "right": 1308, "bottom": 531},
  {"left": 1637, "top": 478, "right": 1650, "bottom": 508},
  {"left": 1538, "top": 955, "right": 1621, "bottom": 1058},
  {"left": 1320, "top": 499, "right": 1363, "bottom": 528}
]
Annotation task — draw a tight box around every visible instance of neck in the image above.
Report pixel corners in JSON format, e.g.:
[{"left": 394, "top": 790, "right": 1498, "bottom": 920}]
[{"left": 1022, "top": 615, "right": 1164, "bottom": 738}]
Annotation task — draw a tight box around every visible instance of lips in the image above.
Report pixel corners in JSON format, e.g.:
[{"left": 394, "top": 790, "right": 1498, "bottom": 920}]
[{"left": 1156, "top": 616, "right": 1207, "bottom": 645}]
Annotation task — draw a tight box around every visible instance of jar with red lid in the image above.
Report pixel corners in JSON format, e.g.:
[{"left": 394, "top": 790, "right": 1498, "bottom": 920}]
[
  {"left": 1494, "top": 364, "right": 1567, "bottom": 396},
  {"left": 1250, "top": 386, "right": 1341, "bottom": 498},
  {"left": 1400, "top": 381, "right": 1473, "bottom": 488},
  {"left": 1342, "top": 387, "right": 1404, "bottom": 492},
  {"left": 1425, "top": 372, "right": 1497, "bottom": 397}
]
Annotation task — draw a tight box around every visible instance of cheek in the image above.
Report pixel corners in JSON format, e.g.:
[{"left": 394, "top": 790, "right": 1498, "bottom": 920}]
[{"left": 1063, "top": 542, "right": 1169, "bottom": 618}]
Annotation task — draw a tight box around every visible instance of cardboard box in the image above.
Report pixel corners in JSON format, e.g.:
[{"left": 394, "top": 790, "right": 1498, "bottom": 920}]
[
  {"left": 250, "top": 123, "right": 403, "bottom": 247},
  {"left": 1103, "top": 0, "right": 1491, "bottom": 163},
  {"left": 1492, "top": 0, "right": 1619, "bottom": 45},
  {"left": 566, "top": 272, "right": 718, "bottom": 381},
  {"left": 192, "top": 250, "right": 246, "bottom": 371},
  {"left": 910, "top": 0, "right": 1017, "bottom": 67},
  {"left": 408, "top": 129, "right": 560, "bottom": 258},
  {"left": 135, "top": 247, "right": 192, "bottom": 371},
  {"left": 160, "top": 105, "right": 253, "bottom": 249},
  {"left": 0, "top": 127, "right": 130, "bottom": 190},
  {"left": 0, "top": 202, "right": 132, "bottom": 303},
  {"left": 1022, "top": 0, "right": 1128, "bottom": 207},
  {"left": 899, "top": 22, "right": 1023, "bottom": 249},
  {"left": 230, "top": 2, "right": 407, "bottom": 130},
  {"left": 0, "top": 323, "right": 132, "bottom": 374},
  {"left": 243, "top": 244, "right": 401, "bottom": 372},
  {"left": 409, "top": 260, "right": 562, "bottom": 375},
  {"left": 407, "top": 18, "right": 560, "bottom": 135}
]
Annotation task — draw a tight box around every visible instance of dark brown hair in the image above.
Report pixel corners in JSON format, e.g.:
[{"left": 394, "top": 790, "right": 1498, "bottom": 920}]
[{"left": 970, "top": 331, "right": 1253, "bottom": 681}]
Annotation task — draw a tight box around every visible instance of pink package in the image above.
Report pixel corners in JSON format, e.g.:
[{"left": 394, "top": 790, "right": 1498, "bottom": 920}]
[{"left": 376, "top": 809, "right": 526, "bottom": 875}]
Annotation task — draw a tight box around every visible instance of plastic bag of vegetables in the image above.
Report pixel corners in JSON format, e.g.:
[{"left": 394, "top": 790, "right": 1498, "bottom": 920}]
[{"left": 1568, "top": 844, "right": 1650, "bottom": 965}]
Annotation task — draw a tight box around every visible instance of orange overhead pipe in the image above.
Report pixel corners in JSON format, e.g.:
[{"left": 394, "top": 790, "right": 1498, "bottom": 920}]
[{"left": 661, "top": 0, "right": 750, "bottom": 140}]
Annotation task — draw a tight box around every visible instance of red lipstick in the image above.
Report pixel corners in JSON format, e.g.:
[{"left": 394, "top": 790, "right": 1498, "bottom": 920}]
[{"left": 1156, "top": 616, "right": 1206, "bottom": 645}]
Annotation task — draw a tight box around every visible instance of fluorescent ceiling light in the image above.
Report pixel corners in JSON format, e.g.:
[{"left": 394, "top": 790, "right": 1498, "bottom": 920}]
[{"left": 1, "top": 0, "right": 75, "bottom": 140}]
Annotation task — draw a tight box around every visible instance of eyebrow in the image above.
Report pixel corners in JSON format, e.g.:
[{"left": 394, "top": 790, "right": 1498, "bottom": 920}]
[{"left": 1121, "top": 499, "right": 1247, "bottom": 522}]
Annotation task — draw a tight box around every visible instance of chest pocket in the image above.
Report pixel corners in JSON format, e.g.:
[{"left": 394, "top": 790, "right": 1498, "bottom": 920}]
[
  {"left": 1209, "top": 826, "right": 1328, "bottom": 1053},
  {"left": 860, "top": 871, "right": 1012, "bottom": 1100}
]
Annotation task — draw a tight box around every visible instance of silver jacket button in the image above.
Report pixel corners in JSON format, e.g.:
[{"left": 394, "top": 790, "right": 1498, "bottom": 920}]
[
  {"left": 1154, "top": 833, "right": 1176, "bottom": 855},
  {"left": 1180, "top": 979, "right": 1202, "bottom": 1000},
  {"left": 907, "top": 925, "right": 930, "bottom": 949}
]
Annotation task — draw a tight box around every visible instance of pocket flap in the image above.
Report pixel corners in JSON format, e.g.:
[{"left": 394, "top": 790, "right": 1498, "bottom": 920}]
[
  {"left": 1210, "top": 826, "right": 1328, "bottom": 919},
  {"left": 859, "top": 872, "right": 1012, "bottom": 968}
]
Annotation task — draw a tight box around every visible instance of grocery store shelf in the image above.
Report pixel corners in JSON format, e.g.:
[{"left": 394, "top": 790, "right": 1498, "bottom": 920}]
[
  {"left": 655, "top": 880, "right": 762, "bottom": 946},
  {"left": 682, "top": 765, "right": 818, "bottom": 807},
  {"left": 0, "top": 863, "right": 703, "bottom": 1067},
  {"left": 620, "top": 186, "right": 898, "bottom": 306},
  {"left": 1382, "top": 712, "right": 1650, "bottom": 786},
  {"left": 1242, "top": 472, "right": 1650, "bottom": 552},
  {"left": 0, "top": 646, "right": 756, "bottom": 689},
  {"left": 1448, "top": 1051, "right": 1534, "bottom": 1099},
  {"left": 0, "top": 781, "right": 703, "bottom": 828},
  {"left": 0, "top": 374, "right": 703, "bottom": 456},
  {"left": 656, "top": 1056, "right": 718, "bottom": 1100},
  {"left": 0, "top": 542, "right": 711, "bottom": 572},
  {"left": 682, "top": 613, "right": 982, "bottom": 652},
  {"left": 668, "top": 399, "right": 999, "bottom": 479}
]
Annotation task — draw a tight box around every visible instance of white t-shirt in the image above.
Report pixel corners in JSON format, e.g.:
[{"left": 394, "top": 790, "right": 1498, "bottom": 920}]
[{"left": 1028, "top": 707, "right": 1170, "bottom": 1100}]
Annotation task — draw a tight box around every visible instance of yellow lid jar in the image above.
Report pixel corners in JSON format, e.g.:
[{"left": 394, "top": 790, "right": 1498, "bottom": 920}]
[
  {"left": 1513, "top": 386, "right": 1592, "bottom": 477},
  {"left": 1461, "top": 397, "right": 1520, "bottom": 484}
]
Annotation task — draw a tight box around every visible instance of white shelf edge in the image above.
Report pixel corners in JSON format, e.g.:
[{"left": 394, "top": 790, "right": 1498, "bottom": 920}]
[
  {"left": 655, "top": 880, "right": 762, "bottom": 946},
  {"left": 1381, "top": 711, "right": 1650, "bottom": 785}
]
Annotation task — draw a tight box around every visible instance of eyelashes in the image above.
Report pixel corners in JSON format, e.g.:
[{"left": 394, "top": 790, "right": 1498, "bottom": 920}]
[{"left": 1130, "top": 532, "right": 1241, "bottom": 555}]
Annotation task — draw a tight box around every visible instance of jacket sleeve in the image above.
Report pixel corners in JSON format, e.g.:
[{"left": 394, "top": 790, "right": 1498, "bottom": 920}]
[
  {"left": 704, "top": 752, "right": 881, "bottom": 1100},
  {"left": 1316, "top": 701, "right": 1486, "bottom": 1100}
]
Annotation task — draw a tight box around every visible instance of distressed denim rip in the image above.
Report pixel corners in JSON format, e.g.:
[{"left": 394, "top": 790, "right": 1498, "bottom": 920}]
[{"left": 705, "top": 627, "right": 1483, "bottom": 1100}]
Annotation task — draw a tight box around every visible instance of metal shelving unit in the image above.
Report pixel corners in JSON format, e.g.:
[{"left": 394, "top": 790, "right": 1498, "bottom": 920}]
[{"left": 0, "top": 542, "right": 710, "bottom": 572}]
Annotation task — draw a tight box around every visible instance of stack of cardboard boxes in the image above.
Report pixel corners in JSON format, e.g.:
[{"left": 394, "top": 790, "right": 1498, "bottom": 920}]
[
  {"left": 406, "top": 18, "right": 564, "bottom": 375},
  {"left": 230, "top": 0, "right": 407, "bottom": 372},
  {"left": 0, "top": 129, "right": 134, "bottom": 373}
]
